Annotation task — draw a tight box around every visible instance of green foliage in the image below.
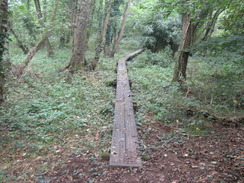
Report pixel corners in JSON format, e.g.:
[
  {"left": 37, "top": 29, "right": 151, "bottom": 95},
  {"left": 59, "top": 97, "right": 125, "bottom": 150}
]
[
  {"left": 219, "top": 1, "right": 244, "bottom": 34},
  {"left": 195, "top": 35, "right": 244, "bottom": 57},
  {"left": 9, "top": 0, "right": 71, "bottom": 47},
  {"left": 0, "top": 2, "right": 8, "bottom": 51},
  {"left": 141, "top": 14, "right": 181, "bottom": 54},
  {"left": 104, "top": 0, "right": 125, "bottom": 47},
  {"left": 144, "top": 48, "right": 174, "bottom": 67},
  {"left": 0, "top": 170, "right": 6, "bottom": 183},
  {"left": 187, "top": 34, "right": 244, "bottom": 116},
  {"left": 187, "top": 120, "right": 212, "bottom": 136},
  {"left": 0, "top": 49, "right": 116, "bottom": 181},
  {"left": 111, "top": 0, "right": 124, "bottom": 17},
  {"left": 157, "top": 0, "right": 244, "bottom": 39},
  {"left": 128, "top": 53, "right": 201, "bottom": 123},
  {"left": 9, "top": 1, "right": 37, "bottom": 44}
]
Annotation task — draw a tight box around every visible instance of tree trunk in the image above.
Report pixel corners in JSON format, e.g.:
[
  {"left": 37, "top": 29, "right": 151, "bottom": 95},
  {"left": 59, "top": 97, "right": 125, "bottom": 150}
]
[
  {"left": 10, "top": 27, "right": 29, "bottom": 54},
  {"left": 86, "top": 0, "right": 96, "bottom": 47},
  {"left": 21, "top": 33, "right": 48, "bottom": 70},
  {"left": 64, "top": 0, "right": 75, "bottom": 45},
  {"left": 110, "top": 0, "right": 131, "bottom": 57},
  {"left": 91, "top": 0, "right": 114, "bottom": 70},
  {"left": 59, "top": 18, "right": 66, "bottom": 48},
  {"left": 105, "top": 25, "right": 117, "bottom": 56},
  {"left": 20, "top": 0, "right": 59, "bottom": 74},
  {"left": 65, "top": 32, "right": 71, "bottom": 44},
  {"left": 34, "top": 0, "right": 54, "bottom": 57},
  {"left": 97, "top": 0, "right": 104, "bottom": 32},
  {"left": 66, "top": 0, "right": 93, "bottom": 73},
  {"left": 45, "top": 39, "right": 53, "bottom": 57},
  {"left": 202, "top": 9, "right": 223, "bottom": 41},
  {"left": 104, "top": 0, "right": 122, "bottom": 56},
  {"left": 59, "top": 34, "right": 65, "bottom": 48},
  {"left": 43, "top": 0, "right": 47, "bottom": 22},
  {"left": 172, "top": 14, "right": 195, "bottom": 82},
  {"left": 23, "top": 2, "right": 36, "bottom": 45},
  {"left": 104, "top": 21, "right": 115, "bottom": 56},
  {"left": 0, "top": 0, "right": 8, "bottom": 104}
]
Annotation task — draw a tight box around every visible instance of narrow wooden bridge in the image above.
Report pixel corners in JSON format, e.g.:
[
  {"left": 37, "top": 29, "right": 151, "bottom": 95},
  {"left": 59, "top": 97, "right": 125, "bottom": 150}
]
[{"left": 110, "top": 49, "right": 143, "bottom": 167}]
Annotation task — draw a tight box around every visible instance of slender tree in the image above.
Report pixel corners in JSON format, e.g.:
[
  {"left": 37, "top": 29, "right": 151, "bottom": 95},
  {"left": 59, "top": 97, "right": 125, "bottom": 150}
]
[
  {"left": 97, "top": 0, "right": 104, "bottom": 33},
  {"left": 0, "top": 0, "right": 8, "bottom": 103},
  {"left": 34, "top": 0, "right": 53, "bottom": 57},
  {"left": 172, "top": 13, "right": 195, "bottom": 82},
  {"left": 110, "top": 0, "right": 131, "bottom": 57},
  {"left": 64, "top": 0, "right": 93, "bottom": 73},
  {"left": 10, "top": 27, "right": 29, "bottom": 54},
  {"left": 170, "top": 2, "right": 211, "bottom": 82},
  {"left": 202, "top": 8, "right": 224, "bottom": 41},
  {"left": 20, "top": 0, "right": 59, "bottom": 74},
  {"left": 104, "top": 0, "right": 123, "bottom": 56},
  {"left": 91, "top": 0, "right": 114, "bottom": 70},
  {"left": 169, "top": 0, "right": 234, "bottom": 82}
]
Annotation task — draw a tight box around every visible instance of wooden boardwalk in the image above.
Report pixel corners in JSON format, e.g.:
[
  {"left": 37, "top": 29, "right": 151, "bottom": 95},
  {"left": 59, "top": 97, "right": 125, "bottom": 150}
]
[{"left": 110, "top": 49, "right": 143, "bottom": 167}]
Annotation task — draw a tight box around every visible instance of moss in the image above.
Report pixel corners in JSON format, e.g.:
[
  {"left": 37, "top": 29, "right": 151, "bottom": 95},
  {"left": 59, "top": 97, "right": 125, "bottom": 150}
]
[
  {"left": 142, "top": 154, "right": 151, "bottom": 161},
  {"left": 100, "top": 152, "right": 110, "bottom": 161}
]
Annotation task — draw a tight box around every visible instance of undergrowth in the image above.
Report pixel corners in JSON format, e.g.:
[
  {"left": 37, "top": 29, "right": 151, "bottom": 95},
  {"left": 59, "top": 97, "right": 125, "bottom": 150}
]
[
  {"left": 0, "top": 47, "right": 117, "bottom": 182},
  {"left": 128, "top": 34, "right": 243, "bottom": 136},
  {"left": 188, "top": 35, "right": 244, "bottom": 117},
  {"left": 128, "top": 52, "right": 212, "bottom": 135}
]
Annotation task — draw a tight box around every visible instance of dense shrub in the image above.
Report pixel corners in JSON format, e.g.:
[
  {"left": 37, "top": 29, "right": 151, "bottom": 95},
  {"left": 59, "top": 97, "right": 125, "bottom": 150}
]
[{"left": 141, "top": 14, "right": 182, "bottom": 55}]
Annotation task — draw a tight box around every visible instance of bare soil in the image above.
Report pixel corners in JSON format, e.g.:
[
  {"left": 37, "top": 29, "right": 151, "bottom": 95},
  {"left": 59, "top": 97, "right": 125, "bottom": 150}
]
[{"left": 30, "top": 123, "right": 244, "bottom": 183}]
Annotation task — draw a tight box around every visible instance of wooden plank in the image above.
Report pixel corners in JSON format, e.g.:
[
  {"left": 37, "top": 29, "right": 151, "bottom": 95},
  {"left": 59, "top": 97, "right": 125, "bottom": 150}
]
[{"left": 110, "top": 50, "right": 143, "bottom": 167}]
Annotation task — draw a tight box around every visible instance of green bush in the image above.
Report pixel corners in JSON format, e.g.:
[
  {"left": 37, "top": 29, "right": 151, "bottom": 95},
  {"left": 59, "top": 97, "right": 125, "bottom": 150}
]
[
  {"left": 141, "top": 14, "right": 181, "bottom": 54},
  {"left": 145, "top": 47, "right": 174, "bottom": 67}
]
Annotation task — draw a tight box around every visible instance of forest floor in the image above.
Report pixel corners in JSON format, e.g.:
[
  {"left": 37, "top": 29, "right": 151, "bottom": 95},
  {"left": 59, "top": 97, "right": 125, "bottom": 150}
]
[
  {"left": 1, "top": 44, "right": 243, "bottom": 182},
  {"left": 4, "top": 122, "right": 243, "bottom": 183},
  {"left": 50, "top": 124, "right": 243, "bottom": 183}
]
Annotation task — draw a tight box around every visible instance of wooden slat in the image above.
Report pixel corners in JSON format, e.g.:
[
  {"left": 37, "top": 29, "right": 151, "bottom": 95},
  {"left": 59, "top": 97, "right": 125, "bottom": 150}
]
[{"left": 110, "top": 49, "right": 143, "bottom": 167}]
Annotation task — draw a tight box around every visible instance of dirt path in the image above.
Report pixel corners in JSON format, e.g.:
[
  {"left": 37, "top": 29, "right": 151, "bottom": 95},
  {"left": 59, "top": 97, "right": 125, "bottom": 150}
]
[{"left": 40, "top": 123, "right": 243, "bottom": 183}]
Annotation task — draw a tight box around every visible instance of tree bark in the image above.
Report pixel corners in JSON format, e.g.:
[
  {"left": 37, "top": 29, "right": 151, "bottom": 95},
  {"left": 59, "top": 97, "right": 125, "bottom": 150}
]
[
  {"left": 59, "top": 18, "right": 66, "bottom": 48},
  {"left": 97, "top": 0, "right": 104, "bottom": 32},
  {"left": 10, "top": 27, "right": 29, "bottom": 54},
  {"left": 0, "top": 0, "right": 8, "bottom": 104},
  {"left": 43, "top": 0, "right": 47, "bottom": 22},
  {"left": 91, "top": 0, "right": 114, "bottom": 70},
  {"left": 110, "top": 0, "right": 131, "bottom": 57},
  {"left": 23, "top": 1, "right": 36, "bottom": 45},
  {"left": 172, "top": 14, "right": 195, "bottom": 82},
  {"left": 21, "top": 33, "right": 48, "bottom": 70},
  {"left": 20, "top": 0, "right": 59, "bottom": 74},
  {"left": 202, "top": 9, "right": 223, "bottom": 41},
  {"left": 34, "top": 0, "right": 54, "bottom": 57},
  {"left": 86, "top": 0, "right": 96, "bottom": 47},
  {"left": 64, "top": 0, "right": 75, "bottom": 45},
  {"left": 65, "top": 0, "right": 93, "bottom": 73}
]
